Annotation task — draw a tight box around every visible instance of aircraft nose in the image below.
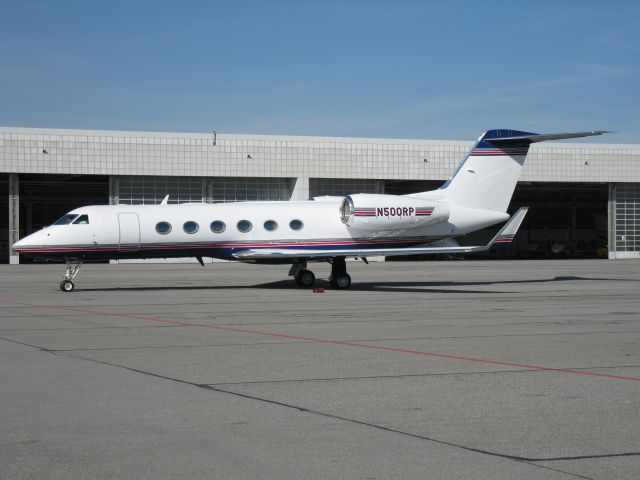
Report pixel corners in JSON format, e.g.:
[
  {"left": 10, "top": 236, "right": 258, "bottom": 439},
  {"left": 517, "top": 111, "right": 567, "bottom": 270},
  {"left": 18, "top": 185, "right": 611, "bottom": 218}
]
[
  {"left": 12, "top": 231, "right": 47, "bottom": 251},
  {"left": 12, "top": 237, "right": 31, "bottom": 251}
]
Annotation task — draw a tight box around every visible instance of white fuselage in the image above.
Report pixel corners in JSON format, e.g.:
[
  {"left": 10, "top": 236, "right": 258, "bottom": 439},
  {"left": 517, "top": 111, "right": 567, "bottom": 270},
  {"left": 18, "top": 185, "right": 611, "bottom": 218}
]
[{"left": 12, "top": 197, "right": 508, "bottom": 263}]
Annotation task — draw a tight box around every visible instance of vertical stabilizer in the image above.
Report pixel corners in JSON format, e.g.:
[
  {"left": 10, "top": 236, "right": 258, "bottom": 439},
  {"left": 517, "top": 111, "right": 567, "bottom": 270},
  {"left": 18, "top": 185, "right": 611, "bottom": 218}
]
[
  {"left": 435, "top": 129, "right": 607, "bottom": 213},
  {"left": 439, "top": 129, "right": 534, "bottom": 213}
]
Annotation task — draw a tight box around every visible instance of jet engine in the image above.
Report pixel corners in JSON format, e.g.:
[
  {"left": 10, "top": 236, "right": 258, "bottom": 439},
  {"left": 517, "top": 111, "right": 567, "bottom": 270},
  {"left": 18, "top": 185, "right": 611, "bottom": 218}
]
[{"left": 340, "top": 194, "right": 449, "bottom": 233}]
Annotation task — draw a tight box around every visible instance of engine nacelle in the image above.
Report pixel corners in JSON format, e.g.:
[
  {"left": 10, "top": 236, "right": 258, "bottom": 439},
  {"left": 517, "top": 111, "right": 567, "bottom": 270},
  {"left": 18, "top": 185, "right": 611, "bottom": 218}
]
[{"left": 340, "top": 194, "right": 449, "bottom": 233}]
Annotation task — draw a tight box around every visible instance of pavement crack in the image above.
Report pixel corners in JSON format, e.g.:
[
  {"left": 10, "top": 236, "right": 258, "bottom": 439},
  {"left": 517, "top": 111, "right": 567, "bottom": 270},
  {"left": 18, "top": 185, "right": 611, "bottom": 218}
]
[
  {"left": 204, "top": 365, "right": 640, "bottom": 385},
  {"left": 0, "top": 333, "right": 625, "bottom": 479},
  {"left": 201, "top": 384, "right": 597, "bottom": 480},
  {"left": 532, "top": 452, "right": 640, "bottom": 462},
  {"left": 0, "top": 334, "right": 597, "bottom": 480}
]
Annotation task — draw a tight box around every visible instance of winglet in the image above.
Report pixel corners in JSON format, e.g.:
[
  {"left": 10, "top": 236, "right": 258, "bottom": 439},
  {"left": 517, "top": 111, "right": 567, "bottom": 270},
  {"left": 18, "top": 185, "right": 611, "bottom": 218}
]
[
  {"left": 160, "top": 195, "right": 170, "bottom": 206},
  {"left": 486, "top": 207, "right": 529, "bottom": 250}
]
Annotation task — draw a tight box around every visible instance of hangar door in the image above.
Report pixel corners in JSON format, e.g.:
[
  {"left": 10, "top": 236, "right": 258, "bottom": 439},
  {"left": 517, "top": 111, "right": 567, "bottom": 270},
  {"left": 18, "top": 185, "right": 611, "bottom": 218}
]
[{"left": 118, "top": 213, "right": 140, "bottom": 251}]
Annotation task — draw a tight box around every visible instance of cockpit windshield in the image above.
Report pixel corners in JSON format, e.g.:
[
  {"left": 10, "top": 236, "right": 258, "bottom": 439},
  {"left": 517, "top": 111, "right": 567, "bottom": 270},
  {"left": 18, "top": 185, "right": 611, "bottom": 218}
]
[
  {"left": 72, "top": 214, "right": 89, "bottom": 224},
  {"left": 52, "top": 214, "right": 79, "bottom": 225}
]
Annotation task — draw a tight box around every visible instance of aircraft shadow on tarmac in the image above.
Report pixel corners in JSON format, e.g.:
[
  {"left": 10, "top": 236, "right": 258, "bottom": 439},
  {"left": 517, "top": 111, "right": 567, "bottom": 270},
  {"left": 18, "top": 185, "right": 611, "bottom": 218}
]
[{"left": 80, "top": 275, "right": 635, "bottom": 294}]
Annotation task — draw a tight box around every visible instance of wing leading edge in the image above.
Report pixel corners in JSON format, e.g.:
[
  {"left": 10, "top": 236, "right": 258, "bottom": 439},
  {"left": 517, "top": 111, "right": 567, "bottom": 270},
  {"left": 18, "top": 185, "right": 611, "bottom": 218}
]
[{"left": 232, "top": 207, "right": 529, "bottom": 261}]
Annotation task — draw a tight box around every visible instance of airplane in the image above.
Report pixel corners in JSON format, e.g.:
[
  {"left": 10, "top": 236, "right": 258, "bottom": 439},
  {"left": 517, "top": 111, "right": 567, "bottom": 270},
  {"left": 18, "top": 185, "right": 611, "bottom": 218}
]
[{"left": 11, "top": 129, "right": 608, "bottom": 292}]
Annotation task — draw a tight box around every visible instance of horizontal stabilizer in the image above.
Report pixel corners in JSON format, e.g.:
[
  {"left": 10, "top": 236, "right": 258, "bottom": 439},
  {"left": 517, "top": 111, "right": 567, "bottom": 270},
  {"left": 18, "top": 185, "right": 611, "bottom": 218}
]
[
  {"left": 488, "top": 131, "right": 609, "bottom": 145},
  {"left": 233, "top": 207, "right": 529, "bottom": 261},
  {"left": 486, "top": 207, "right": 529, "bottom": 249}
]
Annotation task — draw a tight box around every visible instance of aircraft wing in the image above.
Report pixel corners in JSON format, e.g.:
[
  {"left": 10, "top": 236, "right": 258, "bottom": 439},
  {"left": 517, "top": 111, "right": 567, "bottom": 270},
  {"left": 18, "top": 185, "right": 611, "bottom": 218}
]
[{"left": 232, "top": 207, "right": 528, "bottom": 261}]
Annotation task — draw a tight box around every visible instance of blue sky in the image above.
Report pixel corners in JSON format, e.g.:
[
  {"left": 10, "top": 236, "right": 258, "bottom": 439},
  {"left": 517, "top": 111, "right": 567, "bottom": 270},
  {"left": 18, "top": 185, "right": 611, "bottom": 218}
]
[{"left": 1, "top": 0, "right": 639, "bottom": 142}]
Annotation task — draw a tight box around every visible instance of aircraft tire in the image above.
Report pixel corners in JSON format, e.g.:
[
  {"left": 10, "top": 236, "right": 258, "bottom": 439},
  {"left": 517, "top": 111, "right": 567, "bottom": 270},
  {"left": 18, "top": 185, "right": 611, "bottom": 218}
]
[
  {"left": 60, "top": 280, "right": 75, "bottom": 292},
  {"left": 295, "top": 269, "right": 315, "bottom": 288},
  {"left": 329, "top": 273, "right": 351, "bottom": 289}
]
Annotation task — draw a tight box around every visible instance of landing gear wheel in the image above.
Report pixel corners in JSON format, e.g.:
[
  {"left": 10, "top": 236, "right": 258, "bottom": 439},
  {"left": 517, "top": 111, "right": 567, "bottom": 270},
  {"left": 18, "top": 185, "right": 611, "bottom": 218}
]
[
  {"left": 329, "top": 256, "right": 351, "bottom": 289},
  {"left": 295, "top": 269, "right": 316, "bottom": 288},
  {"left": 59, "top": 260, "right": 82, "bottom": 293},
  {"left": 329, "top": 273, "right": 351, "bottom": 289},
  {"left": 60, "top": 280, "right": 75, "bottom": 292}
]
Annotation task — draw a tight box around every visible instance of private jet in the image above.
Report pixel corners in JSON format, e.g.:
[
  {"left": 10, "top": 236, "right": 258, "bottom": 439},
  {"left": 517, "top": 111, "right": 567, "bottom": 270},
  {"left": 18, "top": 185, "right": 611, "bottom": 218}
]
[{"left": 12, "top": 129, "right": 607, "bottom": 291}]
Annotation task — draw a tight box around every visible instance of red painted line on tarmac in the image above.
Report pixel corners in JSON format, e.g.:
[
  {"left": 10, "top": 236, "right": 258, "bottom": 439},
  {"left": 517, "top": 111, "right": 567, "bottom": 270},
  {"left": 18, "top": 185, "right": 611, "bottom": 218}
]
[{"left": 2, "top": 299, "right": 640, "bottom": 383}]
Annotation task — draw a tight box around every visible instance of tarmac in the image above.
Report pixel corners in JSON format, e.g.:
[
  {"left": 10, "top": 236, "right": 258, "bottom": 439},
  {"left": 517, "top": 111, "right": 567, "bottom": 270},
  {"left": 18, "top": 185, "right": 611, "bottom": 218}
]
[{"left": 1, "top": 259, "right": 639, "bottom": 480}]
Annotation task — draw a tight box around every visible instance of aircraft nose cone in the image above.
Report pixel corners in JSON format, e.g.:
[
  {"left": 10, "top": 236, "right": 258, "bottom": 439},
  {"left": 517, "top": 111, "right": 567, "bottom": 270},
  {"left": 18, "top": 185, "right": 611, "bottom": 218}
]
[
  {"left": 12, "top": 238, "right": 29, "bottom": 251},
  {"left": 12, "top": 230, "right": 47, "bottom": 251}
]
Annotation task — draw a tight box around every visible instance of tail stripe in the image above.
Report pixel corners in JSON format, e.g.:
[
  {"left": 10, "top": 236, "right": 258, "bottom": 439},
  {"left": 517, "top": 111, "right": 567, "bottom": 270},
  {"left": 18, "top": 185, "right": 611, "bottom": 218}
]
[
  {"left": 494, "top": 235, "right": 515, "bottom": 244},
  {"left": 471, "top": 148, "right": 529, "bottom": 156}
]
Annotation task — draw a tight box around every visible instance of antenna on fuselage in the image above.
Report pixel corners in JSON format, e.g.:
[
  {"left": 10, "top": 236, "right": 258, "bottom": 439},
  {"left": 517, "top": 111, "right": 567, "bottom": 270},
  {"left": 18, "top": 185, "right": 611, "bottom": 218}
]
[{"left": 160, "top": 195, "right": 169, "bottom": 206}]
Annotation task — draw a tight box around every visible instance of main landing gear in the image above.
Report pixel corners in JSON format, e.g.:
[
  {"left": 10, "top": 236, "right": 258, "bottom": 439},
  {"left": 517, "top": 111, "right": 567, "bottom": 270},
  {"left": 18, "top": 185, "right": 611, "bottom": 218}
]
[
  {"left": 59, "top": 259, "right": 82, "bottom": 292},
  {"left": 329, "top": 256, "right": 351, "bottom": 289},
  {"left": 289, "top": 257, "right": 352, "bottom": 290},
  {"left": 290, "top": 262, "right": 316, "bottom": 288}
]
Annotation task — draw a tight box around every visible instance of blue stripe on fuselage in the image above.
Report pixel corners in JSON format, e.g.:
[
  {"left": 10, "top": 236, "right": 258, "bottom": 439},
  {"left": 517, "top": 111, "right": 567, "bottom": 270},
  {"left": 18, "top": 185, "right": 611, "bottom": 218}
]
[{"left": 16, "top": 238, "right": 441, "bottom": 262}]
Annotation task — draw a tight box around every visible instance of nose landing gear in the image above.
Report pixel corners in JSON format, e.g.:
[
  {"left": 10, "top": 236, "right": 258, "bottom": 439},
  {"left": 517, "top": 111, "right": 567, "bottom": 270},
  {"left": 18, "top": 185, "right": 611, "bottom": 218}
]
[{"left": 59, "top": 260, "right": 82, "bottom": 292}]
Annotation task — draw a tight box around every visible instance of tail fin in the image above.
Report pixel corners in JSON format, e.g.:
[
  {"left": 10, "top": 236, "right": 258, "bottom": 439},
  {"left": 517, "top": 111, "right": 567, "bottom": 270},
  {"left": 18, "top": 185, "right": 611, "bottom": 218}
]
[
  {"left": 439, "top": 129, "right": 534, "bottom": 213},
  {"left": 438, "top": 129, "right": 608, "bottom": 213}
]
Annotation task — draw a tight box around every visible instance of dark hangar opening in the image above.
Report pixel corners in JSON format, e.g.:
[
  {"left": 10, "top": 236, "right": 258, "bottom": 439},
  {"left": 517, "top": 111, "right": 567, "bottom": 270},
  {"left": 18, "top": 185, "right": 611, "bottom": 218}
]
[
  {"left": 16, "top": 174, "right": 109, "bottom": 263},
  {"left": 464, "top": 182, "right": 609, "bottom": 259},
  {"left": 383, "top": 180, "right": 609, "bottom": 260},
  {"left": 383, "top": 179, "right": 442, "bottom": 195},
  {"left": 508, "top": 182, "right": 608, "bottom": 258}
]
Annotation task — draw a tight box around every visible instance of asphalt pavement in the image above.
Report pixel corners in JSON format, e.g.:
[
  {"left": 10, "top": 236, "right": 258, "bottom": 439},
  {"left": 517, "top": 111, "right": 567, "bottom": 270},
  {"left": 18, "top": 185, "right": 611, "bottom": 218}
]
[{"left": 1, "top": 259, "right": 639, "bottom": 479}]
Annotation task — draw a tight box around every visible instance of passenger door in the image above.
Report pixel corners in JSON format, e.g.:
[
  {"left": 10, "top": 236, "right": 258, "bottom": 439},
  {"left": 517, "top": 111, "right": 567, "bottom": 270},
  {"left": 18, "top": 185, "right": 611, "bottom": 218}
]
[{"left": 117, "top": 213, "right": 140, "bottom": 252}]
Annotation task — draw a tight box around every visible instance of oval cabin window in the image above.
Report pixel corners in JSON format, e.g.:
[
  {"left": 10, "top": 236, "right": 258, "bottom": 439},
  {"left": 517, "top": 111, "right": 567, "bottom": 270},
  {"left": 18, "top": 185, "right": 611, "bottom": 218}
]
[
  {"left": 210, "top": 220, "right": 226, "bottom": 233},
  {"left": 289, "top": 219, "right": 303, "bottom": 230},
  {"left": 183, "top": 221, "right": 199, "bottom": 234},
  {"left": 264, "top": 220, "right": 278, "bottom": 231},
  {"left": 237, "top": 220, "right": 253, "bottom": 233},
  {"left": 155, "top": 222, "right": 172, "bottom": 235}
]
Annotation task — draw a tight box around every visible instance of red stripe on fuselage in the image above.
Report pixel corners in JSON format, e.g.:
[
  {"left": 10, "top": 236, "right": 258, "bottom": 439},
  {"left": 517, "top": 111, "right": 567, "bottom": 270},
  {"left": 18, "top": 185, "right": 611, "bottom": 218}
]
[{"left": 14, "top": 237, "right": 440, "bottom": 254}]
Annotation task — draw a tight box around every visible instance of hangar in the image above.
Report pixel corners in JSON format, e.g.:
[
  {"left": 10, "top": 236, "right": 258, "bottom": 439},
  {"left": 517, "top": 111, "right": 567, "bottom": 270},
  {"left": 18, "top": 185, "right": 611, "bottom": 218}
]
[{"left": 1, "top": 127, "right": 639, "bottom": 263}]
